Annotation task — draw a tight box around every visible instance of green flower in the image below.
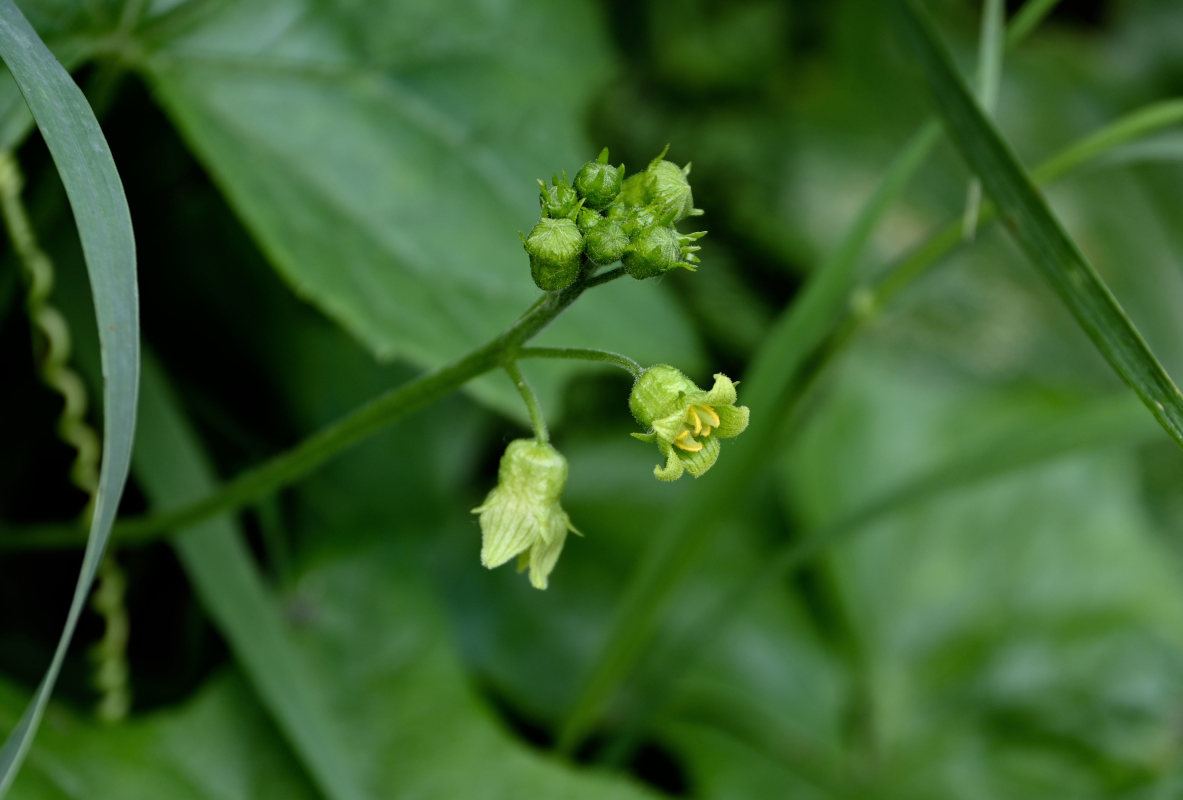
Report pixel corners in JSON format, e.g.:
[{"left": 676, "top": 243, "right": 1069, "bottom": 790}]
[
  {"left": 629, "top": 366, "right": 749, "bottom": 481},
  {"left": 472, "top": 439, "right": 579, "bottom": 589}
]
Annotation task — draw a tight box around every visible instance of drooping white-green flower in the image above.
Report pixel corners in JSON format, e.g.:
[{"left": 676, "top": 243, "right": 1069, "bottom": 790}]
[
  {"left": 472, "top": 438, "right": 579, "bottom": 590},
  {"left": 629, "top": 366, "right": 750, "bottom": 481}
]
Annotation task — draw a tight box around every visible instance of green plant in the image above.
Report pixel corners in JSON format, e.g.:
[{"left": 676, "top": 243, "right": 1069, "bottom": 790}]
[{"left": 3, "top": 0, "right": 1183, "bottom": 798}]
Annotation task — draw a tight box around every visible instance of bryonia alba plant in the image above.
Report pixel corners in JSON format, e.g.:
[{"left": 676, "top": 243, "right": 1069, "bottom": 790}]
[
  {"left": 11, "top": 145, "right": 747, "bottom": 595},
  {"left": 479, "top": 146, "right": 749, "bottom": 589}
]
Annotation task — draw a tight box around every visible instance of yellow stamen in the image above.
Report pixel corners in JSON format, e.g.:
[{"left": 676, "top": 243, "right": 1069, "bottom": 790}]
[
  {"left": 700, "top": 425, "right": 713, "bottom": 438},
  {"left": 685, "top": 406, "right": 702, "bottom": 436},
  {"left": 695, "top": 404, "right": 720, "bottom": 428},
  {"left": 673, "top": 429, "right": 703, "bottom": 452}
]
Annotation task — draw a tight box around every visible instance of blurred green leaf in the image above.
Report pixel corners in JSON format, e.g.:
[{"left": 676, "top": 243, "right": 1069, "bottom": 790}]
[
  {"left": 0, "top": 0, "right": 138, "bottom": 791},
  {"left": 2, "top": 534, "right": 667, "bottom": 799},
  {"left": 779, "top": 347, "right": 1183, "bottom": 796},
  {"left": 136, "top": 0, "right": 701, "bottom": 418},
  {"left": 0, "top": 674, "right": 319, "bottom": 800},
  {"left": 0, "top": 0, "right": 115, "bottom": 148}
]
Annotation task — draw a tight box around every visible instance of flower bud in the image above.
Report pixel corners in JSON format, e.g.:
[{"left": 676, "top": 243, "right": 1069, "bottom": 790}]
[
  {"left": 523, "top": 217, "right": 584, "bottom": 291},
  {"left": 619, "top": 206, "right": 662, "bottom": 238},
  {"left": 623, "top": 226, "right": 702, "bottom": 279},
  {"left": 576, "top": 207, "right": 604, "bottom": 235},
  {"left": 574, "top": 147, "right": 624, "bottom": 211},
  {"left": 538, "top": 173, "right": 582, "bottom": 219},
  {"left": 629, "top": 364, "right": 699, "bottom": 426},
  {"left": 645, "top": 158, "right": 700, "bottom": 223},
  {"left": 614, "top": 172, "right": 650, "bottom": 210},
  {"left": 629, "top": 366, "right": 750, "bottom": 481},
  {"left": 584, "top": 219, "right": 629, "bottom": 265},
  {"left": 472, "top": 439, "right": 578, "bottom": 589}
]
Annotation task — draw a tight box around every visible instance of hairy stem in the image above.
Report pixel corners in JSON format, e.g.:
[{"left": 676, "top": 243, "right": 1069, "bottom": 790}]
[
  {"left": 504, "top": 360, "right": 549, "bottom": 443},
  {"left": 517, "top": 346, "right": 643, "bottom": 378}
]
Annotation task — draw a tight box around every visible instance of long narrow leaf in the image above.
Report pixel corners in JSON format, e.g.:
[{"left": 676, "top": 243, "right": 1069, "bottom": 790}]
[
  {"left": 133, "top": 359, "right": 368, "bottom": 800},
  {"left": 891, "top": 0, "right": 1183, "bottom": 450},
  {"left": 0, "top": 1, "right": 138, "bottom": 794}
]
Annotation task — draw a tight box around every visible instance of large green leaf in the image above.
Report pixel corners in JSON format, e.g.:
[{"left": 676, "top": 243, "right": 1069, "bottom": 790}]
[
  {"left": 136, "top": 0, "right": 701, "bottom": 417},
  {"left": 2, "top": 536, "right": 665, "bottom": 800},
  {"left": 0, "top": 0, "right": 138, "bottom": 792}
]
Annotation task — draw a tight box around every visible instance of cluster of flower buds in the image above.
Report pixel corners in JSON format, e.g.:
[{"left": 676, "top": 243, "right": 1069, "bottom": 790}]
[
  {"left": 476, "top": 146, "right": 749, "bottom": 590},
  {"left": 521, "top": 146, "right": 706, "bottom": 290}
]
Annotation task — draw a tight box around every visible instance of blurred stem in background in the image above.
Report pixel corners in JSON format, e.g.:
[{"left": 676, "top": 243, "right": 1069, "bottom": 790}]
[{"left": 960, "top": 0, "right": 1004, "bottom": 241}]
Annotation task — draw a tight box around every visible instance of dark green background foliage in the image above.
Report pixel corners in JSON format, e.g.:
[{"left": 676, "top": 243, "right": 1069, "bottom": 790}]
[{"left": 3, "top": 0, "right": 1183, "bottom": 797}]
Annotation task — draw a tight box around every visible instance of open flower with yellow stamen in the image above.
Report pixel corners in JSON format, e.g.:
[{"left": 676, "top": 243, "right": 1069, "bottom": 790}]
[{"left": 628, "top": 365, "right": 750, "bottom": 481}]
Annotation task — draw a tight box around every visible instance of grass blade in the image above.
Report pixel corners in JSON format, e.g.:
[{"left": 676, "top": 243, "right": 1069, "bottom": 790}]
[
  {"left": 132, "top": 359, "right": 369, "bottom": 800},
  {"left": 864, "top": 98, "right": 1183, "bottom": 312},
  {"left": 0, "top": 1, "right": 138, "bottom": 793},
  {"left": 891, "top": 0, "right": 1183, "bottom": 450},
  {"left": 1004, "top": 0, "right": 1063, "bottom": 46}
]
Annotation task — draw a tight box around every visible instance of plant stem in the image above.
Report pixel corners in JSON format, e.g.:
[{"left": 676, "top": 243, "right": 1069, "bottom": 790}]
[
  {"left": 504, "top": 360, "right": 548, "bottom": 443},
  {"left": 517, "top": 346, "right": 642, "bottom": 378},
  {"left": 4, "top": 275, "right": 623, "bottom": 550},
  {"left": 583, "top": 266, "right": 626, "bottom": 288}
]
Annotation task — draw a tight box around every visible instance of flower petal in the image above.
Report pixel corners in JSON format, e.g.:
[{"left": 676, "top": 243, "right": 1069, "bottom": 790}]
[
  {"left": 527, "top": 521, "right": 570, "bottom": 590},
  {"left": 680, "top": 435, "right": 721, "bottom": 477},
  {"left": 701, "top": 373, "right": 738, "bottom": 407},
  {"left": 478, "top": 489, "right": 538, "bottom": 568},
  {"left": 651, "top": 410, "right": 687, "bottom": 444},
  {"left": 713, "top": 404, "right": 750, "bottom": 438},
  {"left": 653, "top": 440, "right": 686, "bottom": 481}
]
